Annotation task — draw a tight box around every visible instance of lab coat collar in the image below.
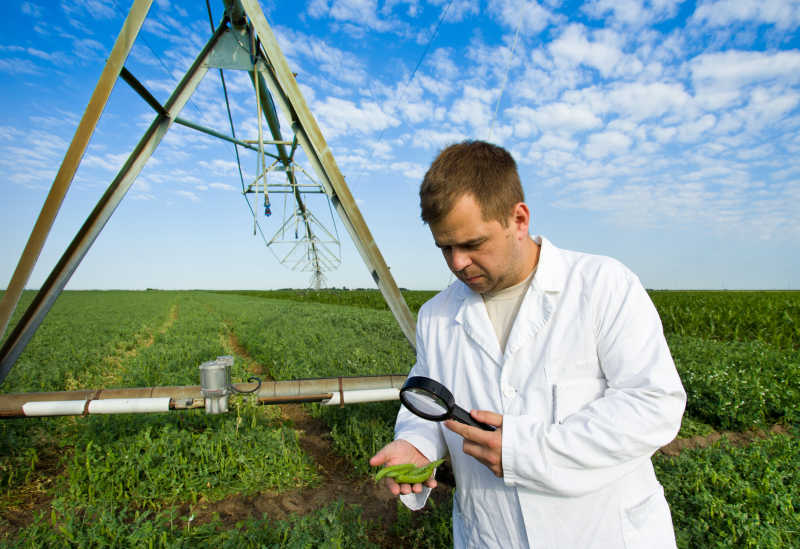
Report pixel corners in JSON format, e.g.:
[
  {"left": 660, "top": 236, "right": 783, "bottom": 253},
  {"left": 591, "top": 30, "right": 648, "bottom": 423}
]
[
  {"left": 530, "top": 235, "right": 566, "bottom": 294},
  {"left": 454, "top": 286, "right": 502, "bottom": 365},
  {"left": 505, "top": 235, "right": 564, "bottom": 357},
  {"left": 452, "top": 235, "right": 566, "bottom": 365}
]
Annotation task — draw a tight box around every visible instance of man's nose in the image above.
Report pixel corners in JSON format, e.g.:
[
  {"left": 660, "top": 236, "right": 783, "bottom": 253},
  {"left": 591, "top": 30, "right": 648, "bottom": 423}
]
[{"left": 450, "top": 248, "right": 472, "bottom": 271}]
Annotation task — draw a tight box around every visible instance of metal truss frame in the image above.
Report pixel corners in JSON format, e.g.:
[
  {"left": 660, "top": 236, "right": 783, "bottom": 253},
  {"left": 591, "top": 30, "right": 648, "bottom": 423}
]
[{"left": 0, "top": 0, "right": 416, "bottom": 385}]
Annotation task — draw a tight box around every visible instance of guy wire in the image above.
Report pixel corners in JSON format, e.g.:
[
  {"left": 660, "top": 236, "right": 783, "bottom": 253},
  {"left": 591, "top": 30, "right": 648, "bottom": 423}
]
[{"left": 488, "top": 17, "right": 522, "bottom": 142}]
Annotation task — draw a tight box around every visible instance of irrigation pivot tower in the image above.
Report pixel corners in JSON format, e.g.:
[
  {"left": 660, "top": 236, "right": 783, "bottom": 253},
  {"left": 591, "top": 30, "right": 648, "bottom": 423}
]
[{"left": 0, "top": 0, "right": 417, "bottom": 386}]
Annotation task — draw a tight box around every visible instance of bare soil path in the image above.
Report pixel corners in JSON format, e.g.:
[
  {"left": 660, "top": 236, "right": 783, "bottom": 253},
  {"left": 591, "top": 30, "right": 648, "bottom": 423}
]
[{"left": 189, "top": 326, "right": 437, "bottom": 546}]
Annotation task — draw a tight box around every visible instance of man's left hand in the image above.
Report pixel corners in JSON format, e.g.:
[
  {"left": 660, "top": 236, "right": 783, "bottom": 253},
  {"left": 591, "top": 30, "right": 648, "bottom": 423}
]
[{"left": 444, "top": 410, "right": 504, "bottom": 477}]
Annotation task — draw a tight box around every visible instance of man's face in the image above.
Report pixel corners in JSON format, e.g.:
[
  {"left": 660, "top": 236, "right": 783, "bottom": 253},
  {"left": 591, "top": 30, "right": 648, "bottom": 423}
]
[{"left": 429, "top": 193, "right": 530, "bottom": 294}]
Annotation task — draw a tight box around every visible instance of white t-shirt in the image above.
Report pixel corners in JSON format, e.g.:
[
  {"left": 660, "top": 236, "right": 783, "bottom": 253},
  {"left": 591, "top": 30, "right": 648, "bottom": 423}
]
[{"left": 482, "top": 267, "right": 536, "bottom": 353}]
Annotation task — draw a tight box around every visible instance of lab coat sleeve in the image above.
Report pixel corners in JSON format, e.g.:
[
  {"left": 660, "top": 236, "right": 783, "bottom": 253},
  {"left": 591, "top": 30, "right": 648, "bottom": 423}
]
[
  {"left": 503, "top": 265, "right": 686, "bottom": 497},
  {"left": 394, "top": 308, "right": 449, "bottom": 510}
]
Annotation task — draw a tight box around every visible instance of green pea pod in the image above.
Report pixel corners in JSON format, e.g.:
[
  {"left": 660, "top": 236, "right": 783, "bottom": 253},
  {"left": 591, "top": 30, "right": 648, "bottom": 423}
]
[
  {"left": 374, "top": 463, "right": 416, "bottom": 482},
  {"left": 394, "top": 459, "right": 445, "bottom": 484}
]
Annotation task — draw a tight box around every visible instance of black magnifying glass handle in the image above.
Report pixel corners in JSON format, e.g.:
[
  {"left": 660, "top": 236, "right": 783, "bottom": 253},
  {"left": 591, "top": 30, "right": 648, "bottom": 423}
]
[{"left": 450, "top": 404, "right": 497, "bottom": 431}]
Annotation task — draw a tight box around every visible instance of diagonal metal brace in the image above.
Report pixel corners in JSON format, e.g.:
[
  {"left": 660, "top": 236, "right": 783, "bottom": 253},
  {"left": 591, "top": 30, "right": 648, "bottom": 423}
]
[
  {"left": 237, "top": 0, "right": 417, "bottom": 349},
  {"left": 0, "top": 0, "right": 154, "bottom": 351}
]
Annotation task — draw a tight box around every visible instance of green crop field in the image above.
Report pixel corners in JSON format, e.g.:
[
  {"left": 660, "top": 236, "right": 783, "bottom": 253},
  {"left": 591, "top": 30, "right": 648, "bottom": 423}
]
[{"left": 1, "top": 289, "right": 798, "bottom": 547}]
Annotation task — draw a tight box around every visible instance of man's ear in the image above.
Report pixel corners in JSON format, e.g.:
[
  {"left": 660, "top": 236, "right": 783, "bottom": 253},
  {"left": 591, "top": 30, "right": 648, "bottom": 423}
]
[{"left": 511, "top": 202, "right": 531, "bottom": 237}]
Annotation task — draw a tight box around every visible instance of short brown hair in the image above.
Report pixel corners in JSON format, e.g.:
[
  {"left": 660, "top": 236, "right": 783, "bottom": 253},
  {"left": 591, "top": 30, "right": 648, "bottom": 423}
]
[{"left": 419, "top": 140, "right": 524, "bottom": 226}]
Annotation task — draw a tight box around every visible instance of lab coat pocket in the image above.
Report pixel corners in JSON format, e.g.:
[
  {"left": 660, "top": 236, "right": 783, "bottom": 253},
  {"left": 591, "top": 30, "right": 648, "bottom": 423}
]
[
  {"left": 552, "top": 377, "right": 607, "bottom": 424},
  {"left": 620, "top": 486, "right": 676, "bottom": 549}
]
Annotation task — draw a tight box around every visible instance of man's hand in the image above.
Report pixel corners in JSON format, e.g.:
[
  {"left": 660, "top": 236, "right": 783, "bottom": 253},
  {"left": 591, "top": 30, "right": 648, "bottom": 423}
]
[
  {"left": 369, "top": 439, "right": 438, "bottom": 496},
  {"left": 445, "top": 410, "right": 504, "bottom": 477}
]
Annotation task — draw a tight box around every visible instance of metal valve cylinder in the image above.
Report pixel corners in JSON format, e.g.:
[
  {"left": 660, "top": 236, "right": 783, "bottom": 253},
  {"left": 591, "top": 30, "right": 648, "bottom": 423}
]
[{"left": 199, "top": 355, "right": 234, "bottom": 414}]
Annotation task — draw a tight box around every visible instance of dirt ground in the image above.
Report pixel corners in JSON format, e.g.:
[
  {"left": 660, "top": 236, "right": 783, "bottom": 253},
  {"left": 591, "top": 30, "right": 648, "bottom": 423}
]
[{"left": 181, "top": 400, "right": 454, "bottom": 546}]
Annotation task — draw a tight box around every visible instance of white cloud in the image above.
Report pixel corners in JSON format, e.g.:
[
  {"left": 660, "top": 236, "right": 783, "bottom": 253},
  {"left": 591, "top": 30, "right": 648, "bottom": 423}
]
[
  {"left": 176, "top": 190, "right": 199, "bottom": 202},
  {"left": 26, "top": 48, "right": 68, "bottom": 64},
  {"left": 691, "top": 50, "right": 800, "bottom": 90},
  {"left": 1, "top": 130, "right": 68, "bottom": 186},
  {"left": 692, "top": 0, "right": 800, "bottom": 30},
  {"left": 397, "top": 97, "right": 435, "bottom": 123},
  {"left": 197, "top": 159, "right": 241, "bottom": 178},
  {"left": 412, "top": 128, "right": 469, "bottom": 149},
  {"left": 548, "top": 24, "right": 635, "bottom": 78},
  {"left": 21, "top": 2, "right": 44, "bottom": 18},
  {"left": 389, "top": 161, "right": 426, "bottom": 180},
  {"left": 209, "top": 183, "right": 237, "bottom": 191},
  {"left": 512, "top": 55, "right": 585, "bottom": 103},
  {"left": 0, "top": 126, "right": 20, "bottom": 141},
  {"left": 583, "top": 0, "right": 683, "bottom": 27},
  {"left": 676, "top": 114, "right": 717, "bottom": 142},
  {"left": 275, "top": 27, "right": 368, "bottom": 87},
  {"left": 380, "top": 0, "right": 421, "bottom": 18},
  {"left": 306, "top": 0, "right": 396, "bottom": 33},
  {"left": 534, "top": 133, "right": 579, "bottom": 151},
  {"left": 308, "top": 0, "right": 330, "bottom": 18},
  {"left": 605, "top": 82, "right": 692, "bottom": 121},
  {"left": 73, "top": 38, "right": 106, "bottom": 60},
  {"left": 440, "top": 0, "right": 480, "bottom": 22},
  {"left": 133, "top": 178, "right": 152, "bottom": 193},
  {"left": 0, "top": 58, "right": 42, "bottom": 75},
  {"left": 416, "top": 72, "right": 455, "bottom": 101},
  {"left": 313, "top": 96, "right": 400, "bottom": 137},
  {"left": 509, "top": 102, "right": 602, "bottom": 138},
  {"left": 651, "top": 125, "right": 678, "bottom": 143},
  {"left": 425, "top": 48, "right": 460, "bottom": 82},
  {"left": 711, "top": 113, "right": 744, "bottom": 136},
  {"left": 735, "top": 86, "right": 800, "bottom": 130},
  {"left": 488, "top": 0, "right": 555, "bottom": 33},
  {"left": 81, "top": 152, "right": 129, "bottom": 172},
  {"left": 62, "top": 0, "right": 117, "bottom": 20},
  {"left": 566, "top": 177, "right": 612, "bottom": 192},
  {"left": 448, "top": 86, "right": 493, "bottom": 131},
  {"left": 539, "top": 148, "right": 579, "bottom": 169},
  {"left": 584, "top": 130, "right": 633, "bottom": 158}
]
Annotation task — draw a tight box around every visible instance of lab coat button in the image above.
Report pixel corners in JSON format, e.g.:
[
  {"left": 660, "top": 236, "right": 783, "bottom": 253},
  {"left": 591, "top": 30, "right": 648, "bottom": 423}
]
[{"left": 503, "top": 386, "right": 515, "bottom": 397}]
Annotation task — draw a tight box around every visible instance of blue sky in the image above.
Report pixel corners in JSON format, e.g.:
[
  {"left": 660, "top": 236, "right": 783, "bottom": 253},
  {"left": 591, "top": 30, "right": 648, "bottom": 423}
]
[{"left": 1, "top": 0, "right": 799, "bottom": 291}]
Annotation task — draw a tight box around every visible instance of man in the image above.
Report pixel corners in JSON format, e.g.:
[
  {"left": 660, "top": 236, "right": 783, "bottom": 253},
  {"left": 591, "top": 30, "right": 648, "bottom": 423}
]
[{"left": 370, "top": 140, "right": 686, "bottom": 548}]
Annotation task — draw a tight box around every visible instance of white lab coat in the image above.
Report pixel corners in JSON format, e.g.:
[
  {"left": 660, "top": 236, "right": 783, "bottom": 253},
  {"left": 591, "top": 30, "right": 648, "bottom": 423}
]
[{"left": 396, "top": 236, "right": 686, "bottom": 548}]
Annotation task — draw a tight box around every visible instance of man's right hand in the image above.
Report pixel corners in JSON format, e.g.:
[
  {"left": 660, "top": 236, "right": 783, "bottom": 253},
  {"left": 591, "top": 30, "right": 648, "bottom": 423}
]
[{"left": 369, "top": 439, "right": 439, "bottom": 496}]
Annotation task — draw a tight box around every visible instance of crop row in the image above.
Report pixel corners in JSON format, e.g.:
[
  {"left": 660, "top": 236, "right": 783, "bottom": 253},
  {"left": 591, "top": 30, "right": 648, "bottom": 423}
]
[
  {"left": 1, "top": 291, "right": 170, "bottom": 392},
  {"left": 220, "top": 289, "right": 800, "bottom": 349},
  {"left": 652, "top": 291, "right": 799, "bottom": 350}
]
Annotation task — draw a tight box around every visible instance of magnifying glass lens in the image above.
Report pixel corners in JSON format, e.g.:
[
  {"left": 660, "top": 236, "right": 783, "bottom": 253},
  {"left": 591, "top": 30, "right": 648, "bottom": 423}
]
[
  {"left": 400, "top": 376, "right": 497, "bottom": 431},
  {"left": 402, "top": 387, "right": 449, "bottom": 418}
]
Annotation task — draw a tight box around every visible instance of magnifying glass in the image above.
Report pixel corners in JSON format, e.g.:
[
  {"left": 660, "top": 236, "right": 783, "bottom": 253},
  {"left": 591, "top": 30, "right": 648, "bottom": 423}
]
[{"left": 400, "top": 376, "right": 496, "bottom": 431}]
